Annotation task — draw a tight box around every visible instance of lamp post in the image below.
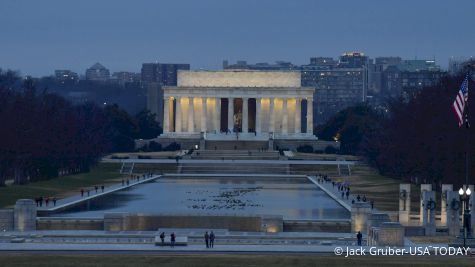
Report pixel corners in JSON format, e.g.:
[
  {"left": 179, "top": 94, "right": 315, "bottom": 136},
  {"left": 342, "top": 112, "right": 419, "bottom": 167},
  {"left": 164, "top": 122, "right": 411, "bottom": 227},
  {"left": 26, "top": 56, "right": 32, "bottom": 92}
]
[{"left": 459, "top": 187, "right": 472, "bottom": 248}]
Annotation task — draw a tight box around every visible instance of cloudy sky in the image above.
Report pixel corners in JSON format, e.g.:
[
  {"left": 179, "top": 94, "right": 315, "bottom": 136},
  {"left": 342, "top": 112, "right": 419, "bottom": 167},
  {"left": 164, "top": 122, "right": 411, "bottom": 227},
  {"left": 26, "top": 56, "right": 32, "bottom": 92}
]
[{"left": 1, "top": 0, "right": 474, "bottom": 76}]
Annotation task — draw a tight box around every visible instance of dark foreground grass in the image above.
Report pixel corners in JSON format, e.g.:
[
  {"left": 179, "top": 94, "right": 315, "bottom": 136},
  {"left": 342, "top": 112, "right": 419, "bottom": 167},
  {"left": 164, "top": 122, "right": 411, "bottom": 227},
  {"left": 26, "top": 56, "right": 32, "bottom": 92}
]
[
  {"left": 0, "top": 163, "right": 123, "bottom": 208},
  {"left": 0, "top": 254, "right": 473, "bottom": 267}
]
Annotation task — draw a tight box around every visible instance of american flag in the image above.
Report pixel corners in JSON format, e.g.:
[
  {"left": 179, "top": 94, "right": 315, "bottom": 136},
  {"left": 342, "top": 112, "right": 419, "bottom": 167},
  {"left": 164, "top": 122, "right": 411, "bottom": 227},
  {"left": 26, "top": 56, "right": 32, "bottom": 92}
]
[{"left": 452, "top": 74, "right": 469, "bottom": 127}]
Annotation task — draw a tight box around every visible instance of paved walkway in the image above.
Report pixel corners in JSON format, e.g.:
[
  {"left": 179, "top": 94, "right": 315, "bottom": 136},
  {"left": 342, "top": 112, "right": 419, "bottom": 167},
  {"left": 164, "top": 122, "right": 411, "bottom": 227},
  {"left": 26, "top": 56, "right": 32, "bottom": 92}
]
[
  {"left": 307, "top": 175, "right": 377, "bottom": 213},
  {"left": 104, "top": 158, "right": 355, "bottom": 165},
  {"left": 0, "top": 242, "right": 360, "bottom": 253},
  {"left": 37, "top": 174, "right": 161, "bottom": 212}
]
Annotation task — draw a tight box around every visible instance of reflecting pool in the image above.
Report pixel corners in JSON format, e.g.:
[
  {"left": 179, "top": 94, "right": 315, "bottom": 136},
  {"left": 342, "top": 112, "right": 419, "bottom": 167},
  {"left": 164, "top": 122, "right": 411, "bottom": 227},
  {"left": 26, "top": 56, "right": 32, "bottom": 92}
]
[{"left": 55, "top": 177, "right": 350, "bottom": 220}]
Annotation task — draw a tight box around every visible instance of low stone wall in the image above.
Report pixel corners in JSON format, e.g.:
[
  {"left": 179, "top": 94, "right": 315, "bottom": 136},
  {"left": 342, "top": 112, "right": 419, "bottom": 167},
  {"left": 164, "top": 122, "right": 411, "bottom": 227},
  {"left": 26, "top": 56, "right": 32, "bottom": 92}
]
[
  {"left": 283, "top": 220, "right": 351, "bottom": 232},
  {"left": 37, "top": 218, "right": 104, "bottom": 231},
  {"left": 104, "top": 213, "right": 267, "bottom": 232},
  {"left": 0, "top": 209, "right": 14, "bottom": 231},
  {"left": 274, "top": 140, "right": 339, "bottom": 152}
]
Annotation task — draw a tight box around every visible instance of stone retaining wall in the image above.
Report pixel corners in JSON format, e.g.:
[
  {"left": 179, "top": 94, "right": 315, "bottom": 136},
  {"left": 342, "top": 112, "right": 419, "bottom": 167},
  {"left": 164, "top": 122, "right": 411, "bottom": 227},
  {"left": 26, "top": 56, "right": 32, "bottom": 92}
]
[
  {"left": 37, "top": 218, "right": 103, "bottom": 231},
  {"left": 104, "top": 213, "right": 266, "bottom": 232}
]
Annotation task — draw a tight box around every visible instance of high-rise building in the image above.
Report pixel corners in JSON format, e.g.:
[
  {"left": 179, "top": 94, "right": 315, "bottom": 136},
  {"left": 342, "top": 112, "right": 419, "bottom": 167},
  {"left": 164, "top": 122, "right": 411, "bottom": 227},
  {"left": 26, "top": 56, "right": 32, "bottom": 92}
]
[
  {"left": 85, "top": 63, "right": 110, "bottom": 81},
  {"left": 223, "top": 60, "right": 298, "bottom": 71},
  {"left": 141, "top": 63, "right": 190, "bottom": 85},
  {"left": 338, "top": 52, "right": 369, "bottom": 68},
  {"left": 54, "top": 70, "right": 78, "bottom": 84},
  {"left": 111, "top": 71, "right": 140, "bottom": 86},
  {"left": 142, "top": 62, "right": 190, "bottom": 125}
]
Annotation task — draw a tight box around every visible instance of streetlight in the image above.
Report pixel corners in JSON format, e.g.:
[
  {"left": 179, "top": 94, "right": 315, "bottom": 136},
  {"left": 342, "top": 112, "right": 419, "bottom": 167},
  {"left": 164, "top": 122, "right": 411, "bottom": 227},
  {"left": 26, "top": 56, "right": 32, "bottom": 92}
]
[{"left": 458, "top": 186, "right": 472, "bottom": 248}]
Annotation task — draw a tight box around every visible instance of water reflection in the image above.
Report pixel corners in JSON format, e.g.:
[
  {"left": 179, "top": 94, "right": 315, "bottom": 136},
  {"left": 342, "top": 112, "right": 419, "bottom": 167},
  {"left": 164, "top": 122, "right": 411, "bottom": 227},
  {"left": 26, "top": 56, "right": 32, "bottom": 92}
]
[{"left": 55, "top": 177, "right": 350, "bottom": 220}]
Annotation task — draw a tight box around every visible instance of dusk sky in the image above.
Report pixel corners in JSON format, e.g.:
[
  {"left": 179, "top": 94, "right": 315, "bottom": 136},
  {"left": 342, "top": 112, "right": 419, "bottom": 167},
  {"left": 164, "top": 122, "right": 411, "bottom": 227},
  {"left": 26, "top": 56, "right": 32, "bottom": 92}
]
[{"left": 1, "top": 0, "right": 474, "bottom": 77}]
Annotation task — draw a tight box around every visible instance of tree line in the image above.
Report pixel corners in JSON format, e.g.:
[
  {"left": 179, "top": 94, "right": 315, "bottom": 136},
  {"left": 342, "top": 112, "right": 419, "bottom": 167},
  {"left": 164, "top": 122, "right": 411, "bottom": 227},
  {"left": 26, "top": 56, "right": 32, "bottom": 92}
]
[
  {"left": 0, "top": 70, "right": 161, "bottom": 186},
  {"left": 317, "top": 73, "right": 475, "bottom": 189}
]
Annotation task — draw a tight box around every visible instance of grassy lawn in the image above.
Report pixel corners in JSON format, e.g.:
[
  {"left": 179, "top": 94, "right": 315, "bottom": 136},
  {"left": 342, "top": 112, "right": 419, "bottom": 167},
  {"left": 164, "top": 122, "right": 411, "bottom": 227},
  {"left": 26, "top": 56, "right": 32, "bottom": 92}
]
[
  {"left": 332, "top": 163, "right": 401, "bottom": 212},
  {"left": 0, "top": 254, "right": 472, "bottom": 267},
  {"left": 0, "top": 163, "right": 124, "bottom": 208}
]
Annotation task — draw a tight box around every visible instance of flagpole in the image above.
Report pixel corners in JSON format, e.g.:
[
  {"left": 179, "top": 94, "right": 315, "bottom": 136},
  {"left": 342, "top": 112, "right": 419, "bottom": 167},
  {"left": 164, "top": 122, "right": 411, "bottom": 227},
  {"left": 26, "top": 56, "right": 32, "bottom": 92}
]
[{"left": 463, "top": 72, "right": 471, "bottom": 245}]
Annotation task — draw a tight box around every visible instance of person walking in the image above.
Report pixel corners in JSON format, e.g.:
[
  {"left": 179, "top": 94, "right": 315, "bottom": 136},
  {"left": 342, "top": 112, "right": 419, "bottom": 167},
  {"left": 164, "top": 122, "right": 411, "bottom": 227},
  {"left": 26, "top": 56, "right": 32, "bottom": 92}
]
[
  {"left": 45, "top": 197, "right": 49, "bottom": 207},
  {"left": 370, "top": 200, "right": 374, "bottom": 210},
  {"left": 204, "top": 231, "right": 209, "bottom": 248},
  {"left": 95, "top": 186, "right": 98, "bottom": 193},
  {"left": 345, "top": 190, "right": 349, "bottom": 200},
  {"left": 52, "top": 197, "right": 57, "bottom": 206},
  {"left": 170, "top": 232, "right": 176, "bottom": 248},
  {"left": 159, "top": 232, "right": 165, "bottom": 246},
  {"left": 210, "top": 231, "right": 215, "bottom": 248},
  {"left": 101, "top": 185, "right": 105, "bottom": 192},
  {"left": 357, "top": 231, "right": 362, "bottom": 246},
  {"left": 80, "top": 189, "right": 84, "bottom": 197}
]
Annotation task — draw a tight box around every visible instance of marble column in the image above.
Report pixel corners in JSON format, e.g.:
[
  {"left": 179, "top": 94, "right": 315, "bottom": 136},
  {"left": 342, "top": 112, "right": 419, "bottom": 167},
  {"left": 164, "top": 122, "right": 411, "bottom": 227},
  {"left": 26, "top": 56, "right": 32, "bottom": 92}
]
[
  {"left": 215, "top": 98, "right": 221, "bottom": 133},
  {"left": 269, "top": 98, "right": 275, "bottom": 132},
  {"left": 282, "top": 98, "right": 288, "bottom": 134},
  {"left": 227, "top": 97, "right": 234, "bottom": 132},
  {"left": 163, "top": 97, "right": 170, "bottom": 133},
  {"left": 188, "top": 97, "right": 194, "bottom": 132},
  {"left": 306, "top": 97, "right": 313, "bottom": 134},
  {"left": 256, "top": 98, "right": 262, "bottom": 133},
  {"left": 295, "top": 98, "right": 301, "bottom": 134},
  {"left": 201, "top": 97, "right": 207, "bottom": 132},
  {"left": 242, "top": 98, "right": 248, "bottom": 133},
  {"left": 175, "top": 97, "right": 182, "bottom": 132}
]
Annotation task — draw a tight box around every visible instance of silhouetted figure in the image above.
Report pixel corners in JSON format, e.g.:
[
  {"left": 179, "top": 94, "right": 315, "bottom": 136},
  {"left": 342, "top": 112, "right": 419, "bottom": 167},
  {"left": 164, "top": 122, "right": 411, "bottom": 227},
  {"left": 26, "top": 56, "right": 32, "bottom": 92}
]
[
  {"left": 95, "top": 186, "right": 98, "bottom": 193},
  {"left": 45, "top": 197, "right": 49, "bottom": 206},
  {"left": 52, "top": 197, "right": 57, "bottom": 206},
  {"left": 362, "top": 195, "right": 367, "bottom": 202},
  {"left": 121, "top": 179, "right": 125, "bottom": 186},
  {"left": 356, "top": 195, "right": 361, "bottom": 202},
  {"left": 159, "top": 232, "right": 165, "bottom": 246},
  {"left": 210, "top": 231, "right": 215, "bottom": 248},
  {"left": 80, "top": 189, "right": 84, "bottom": 197},
  {"left": 370, "top": 200, "right": 374, "bottom": 209},
  {"left": 346, "top": 191, "right": 349, "bottom": 200},
  {"left": 204, "top": 231, "right": 209, "bottom": 248},
  {"left": 126, "top": 180, "right": 129, "bottom": 186},
  {"left": 87, "top": 189, "right": 90, "bottom": 196},
  {"left": 357, "top": 231, "right": 362, "bottom": 246},
  {"left": 101, "top": 185, "right": 105, "bottom": 192},
  {"left": 170, "top": 233, "right": 176, "bottom": 248}
]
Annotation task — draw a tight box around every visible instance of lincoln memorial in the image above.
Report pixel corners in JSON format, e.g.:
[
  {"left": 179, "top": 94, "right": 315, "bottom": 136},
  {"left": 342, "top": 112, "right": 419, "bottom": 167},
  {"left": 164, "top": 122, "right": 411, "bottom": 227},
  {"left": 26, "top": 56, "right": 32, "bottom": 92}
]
[{"left": 158, "top": 70, "right": 317, "bottom": 147}]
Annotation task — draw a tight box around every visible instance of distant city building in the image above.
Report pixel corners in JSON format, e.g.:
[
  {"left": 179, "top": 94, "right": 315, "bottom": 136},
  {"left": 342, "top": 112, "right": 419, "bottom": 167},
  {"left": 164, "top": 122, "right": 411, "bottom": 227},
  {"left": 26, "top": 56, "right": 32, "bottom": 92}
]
[
  {"left": 54, "top": 70, "right": 78, "bottom": 84},
  {"left": 338, "top": 52, "right": 369, "bottom": 68},
  {"left": 85, "top": 63, "right": 110, "bottom": 81},
  {"left": 141, "top": 63, "right": 190, "bottom": 85},
  {"left": 142, "top": 62, "right": 190, "bottom": 125},
  {"left": 111, "top": 71, "right": 140, "bottom": 86},
  {"left": 449, "top": 56, "right": 475, "bottom": 75},
  {"left": 223, "top": 60, "right": 298, "bottom": 71},
  {"left": 380, "top": 59, "right": 445, "bottom": 99}
]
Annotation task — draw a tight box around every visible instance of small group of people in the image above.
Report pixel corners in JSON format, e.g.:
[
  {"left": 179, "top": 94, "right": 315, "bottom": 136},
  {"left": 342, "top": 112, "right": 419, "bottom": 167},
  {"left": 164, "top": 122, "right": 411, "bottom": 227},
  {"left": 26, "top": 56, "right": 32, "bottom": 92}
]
[
  {"left": 80, "top": 185, "right": 105, "bottom": 197},
  {"left": 316, "top": 173, "right": 331, "bottom": 183},
  {"left": 159, "top": 232, "right": 176, "bottom": 247},
  {"left": 352, "top": 195, "right": 375, "bottom": 209},
  {"left": 204, "top": 231, "right": 216, "bottom": 248},
  {"left": 34, "top": 196, "right": 57, "bottom": 207}
]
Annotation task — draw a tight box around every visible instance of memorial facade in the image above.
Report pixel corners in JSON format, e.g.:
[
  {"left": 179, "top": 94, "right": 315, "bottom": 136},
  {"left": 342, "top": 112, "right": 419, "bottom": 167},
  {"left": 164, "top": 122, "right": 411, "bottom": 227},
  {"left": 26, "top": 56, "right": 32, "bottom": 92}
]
[{"left": 160, "top": 70, "right": 316, "bottom": 140}]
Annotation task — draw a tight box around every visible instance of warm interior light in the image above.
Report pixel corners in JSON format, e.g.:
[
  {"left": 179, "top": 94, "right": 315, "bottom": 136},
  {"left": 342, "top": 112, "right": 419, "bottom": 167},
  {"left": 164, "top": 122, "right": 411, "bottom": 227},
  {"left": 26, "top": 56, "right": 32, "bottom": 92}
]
[{"left": 459, "top": 188, "right": 464, "bottom": 196}]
